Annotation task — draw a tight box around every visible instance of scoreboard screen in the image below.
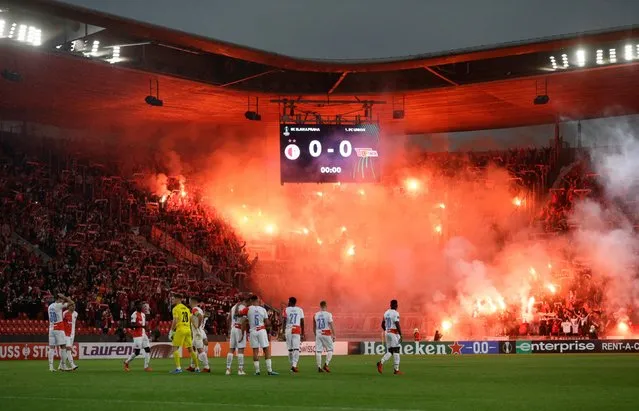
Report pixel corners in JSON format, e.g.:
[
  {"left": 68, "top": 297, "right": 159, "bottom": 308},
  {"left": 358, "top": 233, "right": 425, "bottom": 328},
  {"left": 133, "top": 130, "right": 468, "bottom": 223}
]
[{"left": 280, "top": 124, "right": 381, "bottom": 183}]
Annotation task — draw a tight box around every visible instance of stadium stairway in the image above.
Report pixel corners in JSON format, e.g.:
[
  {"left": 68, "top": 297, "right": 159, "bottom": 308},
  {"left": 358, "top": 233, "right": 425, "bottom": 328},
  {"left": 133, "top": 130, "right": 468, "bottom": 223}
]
[
  {"left": 129, "top": 233, "right": 176, "bottom": 263},
  {"left": 10, "top": 232, "right": 51, "bottom": 262}
]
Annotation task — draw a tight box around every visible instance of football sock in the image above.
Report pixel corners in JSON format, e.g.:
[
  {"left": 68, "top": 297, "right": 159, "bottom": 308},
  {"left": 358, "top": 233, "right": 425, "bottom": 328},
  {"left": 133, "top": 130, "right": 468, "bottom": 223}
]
[
  {"left": 190, "top": 351, "right": 199, "bottom": 369},
  {"left": 198, "top": 351, "right": 209, "bottom": 368},
  {"left": 143, "top": 352, "right": 150, "bottom": 368},
  {"left": 253, "top": 360, "right": 260, "bottom": 373},
  {"left": 238, "top": 354, "right": 245, "bottom": 369},
  {"left": 266, "top": 358, "right": 273, "bottom": 373},
  {"left": 126, "top": 352, "right": 137, "bottom": 364},
  {"left": 226, "top": 353, "right": 234, "bottom": 369},
  {"left": 288, "top": 351, "right": 293, "bottom": 365},
  {"left": 59, "top": 348, "right": 67, "bottom": 369},
  {"left": 326, "top": 350, "right": 333, "bottom": 365},
  {"left": 316, "top": 352, "right": 322, "bottom": 368},
  {"left": 393, "top": 353, "right": 400, "bottom": 371},
  {"left": 380, "top": 352, "right": 391, "bottom": 364},
  {"left": 48, "top": 348, "right": 55, "bottom": 369},
  {"left": 173, "top": 350, "right": 181, "bottom": 369},
  {"left": 292, "top": 349, "right": 300, "bottom": 367}
]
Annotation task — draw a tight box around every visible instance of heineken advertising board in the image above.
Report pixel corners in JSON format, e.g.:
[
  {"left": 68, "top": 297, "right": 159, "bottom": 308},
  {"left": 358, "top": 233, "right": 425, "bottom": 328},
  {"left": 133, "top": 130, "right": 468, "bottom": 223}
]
[
  {"left": 360, "top": 341, "right": 499, "bottom": 355},
  {"left": 360, "top": 339, "right": 639, "bottom": 355}
]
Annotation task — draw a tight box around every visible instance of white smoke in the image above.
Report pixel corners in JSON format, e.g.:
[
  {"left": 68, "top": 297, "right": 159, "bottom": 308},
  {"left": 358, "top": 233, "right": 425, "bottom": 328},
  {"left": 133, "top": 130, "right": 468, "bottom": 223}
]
[{"left": 573, "top": 119, "right": 639, "bottom": 309}]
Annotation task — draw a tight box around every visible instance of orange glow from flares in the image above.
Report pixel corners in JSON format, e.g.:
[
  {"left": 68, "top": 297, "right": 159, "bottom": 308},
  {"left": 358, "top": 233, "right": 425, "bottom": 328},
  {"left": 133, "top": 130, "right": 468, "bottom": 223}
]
[
  {"left": 617, "top": 322, "right": 629, "bottom": 333},
  {"left": 264, "top": 224, "right": 276, "bottom": 235},
  {"left": 546, "top": 283, "right": 557, "bottom": 294},
  {"left": 346, "top": 245, "right": 355, "bottom": 256},
  {"left": 512, "top": 196, "right": 523, "bottom": 207},
  {"left": 405, "top": 178, "right": 420, "bottom": 192},
  {"left": 441, "top": 320, "right": 452, "bottom": 332},
  {"left": 434, "top": 224, "right": 442, "bottom": 234},
  {"left": 437, "top": 202, "right": 446, "bottom": 209}
]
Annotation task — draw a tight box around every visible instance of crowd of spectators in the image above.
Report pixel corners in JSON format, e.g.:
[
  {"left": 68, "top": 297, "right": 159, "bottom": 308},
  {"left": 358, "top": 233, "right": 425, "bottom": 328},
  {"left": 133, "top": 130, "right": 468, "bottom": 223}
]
[
  {"left": 537, "top": 160, "right": 601, "bottom": 232},
  {"left": 0, "top": 135, "right": 252, "bottom": 336},
  {"left": 1, "top": 132, "right": 631, "bottom": 339}
]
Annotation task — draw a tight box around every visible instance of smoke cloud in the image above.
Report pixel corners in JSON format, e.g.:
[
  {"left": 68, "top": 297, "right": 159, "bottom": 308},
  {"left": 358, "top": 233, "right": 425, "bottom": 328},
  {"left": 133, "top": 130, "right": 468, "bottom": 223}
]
[{"left": 83, "top": 116, "right": 639, "bottom": 337}]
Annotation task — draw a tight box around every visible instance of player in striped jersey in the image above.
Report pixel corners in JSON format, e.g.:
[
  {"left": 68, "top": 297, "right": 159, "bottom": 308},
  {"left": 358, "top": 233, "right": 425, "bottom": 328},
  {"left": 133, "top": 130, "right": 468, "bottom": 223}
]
[{"left": 187, "top": 297, "right": 210, "bottom": 373}]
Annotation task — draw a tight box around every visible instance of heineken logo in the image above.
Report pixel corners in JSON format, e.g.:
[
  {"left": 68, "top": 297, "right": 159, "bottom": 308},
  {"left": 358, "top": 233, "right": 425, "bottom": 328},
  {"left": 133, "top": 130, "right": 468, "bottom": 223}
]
[
  {"left": 361, "top": 341, "right": 455, "bottom": 355},
  {"left": 360, "top": 340, "right": 500, "bottom": 355}
]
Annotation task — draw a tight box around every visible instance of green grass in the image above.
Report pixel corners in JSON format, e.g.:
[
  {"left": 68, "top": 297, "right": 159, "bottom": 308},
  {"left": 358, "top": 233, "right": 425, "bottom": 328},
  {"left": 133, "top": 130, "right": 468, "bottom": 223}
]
[{"left": 0, "top": 355, "right": 637, "bottom": 411}]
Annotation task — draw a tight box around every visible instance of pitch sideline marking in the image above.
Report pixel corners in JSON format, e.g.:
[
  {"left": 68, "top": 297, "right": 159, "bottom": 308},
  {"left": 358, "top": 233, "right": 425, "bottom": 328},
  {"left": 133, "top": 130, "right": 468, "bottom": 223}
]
[{"left": 0, "top": 396, "right": 422, "bottom": 411}]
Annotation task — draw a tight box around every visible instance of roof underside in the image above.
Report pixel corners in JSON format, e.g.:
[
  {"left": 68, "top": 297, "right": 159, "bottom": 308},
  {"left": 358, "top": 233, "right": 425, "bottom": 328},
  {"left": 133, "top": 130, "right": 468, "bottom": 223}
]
[{"left": 1, "top": 44, "right": 638, "bottom": 134}]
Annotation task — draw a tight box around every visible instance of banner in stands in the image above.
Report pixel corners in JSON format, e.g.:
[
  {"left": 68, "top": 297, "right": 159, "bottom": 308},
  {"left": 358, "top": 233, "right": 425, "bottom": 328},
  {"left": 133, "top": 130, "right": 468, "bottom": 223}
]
[
  {"left": 360, "top": 341, "right": 499, "bottom": 355},
  {"left": 0, "top": 343, "right": 80, "bottom": 360}
]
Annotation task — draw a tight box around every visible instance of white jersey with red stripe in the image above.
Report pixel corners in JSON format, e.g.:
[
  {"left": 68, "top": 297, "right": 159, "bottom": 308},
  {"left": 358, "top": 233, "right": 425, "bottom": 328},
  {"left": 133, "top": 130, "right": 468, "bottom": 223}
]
[
  {"left": 247, "top": 305, "right": 268, "bottom": 333},
  {"left": 284, "top": 306, "right": 304, "bottom": 334},
  {"left": 191, "top": 306, "right": 205, "bottom": 336},
  {"left": 63, "top": 310, "right": 78, "bottom": 337},
  {"left": 48, "top": 302, "right": 67, "bottom": 331},
  {"left": 201, "top": 316, "right": 208, "bottom": 336},
  {"left": 314, "top": 310, "right": 333, "bottom": 336},
  {"left": 383, "top": 309, "right": 400, "bottom": 333},
  {"left": 130, "top": 311, "right": 146, "bottom": 338},
  {"left": 231, "top": 303, "right": 247, "bottom": 328}
]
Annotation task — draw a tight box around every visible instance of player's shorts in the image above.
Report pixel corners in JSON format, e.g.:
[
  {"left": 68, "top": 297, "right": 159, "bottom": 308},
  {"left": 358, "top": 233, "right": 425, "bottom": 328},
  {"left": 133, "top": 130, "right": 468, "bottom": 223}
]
[
  {"left": 172, "top": 328, "right": 193, "bottom": 348},
  {"left": 315, "top": 335, "right": 334, "bottom": 352},
  {"left": 229, "top": 327, "right": 247, "bottom": 349},
  {"left": 285, "top": 330, "right": 301, "bottom": 350},
  {"left": 385, "top": 332, "right": 401, "bottom": 349},
  {"left": 193, "top": 331, "right": 204, "bottom": 350},
  {"left": 65, "top": 336, "right": 75, "bottom": 347},
  {"left": 133, "top": 334, "right": 150, "bottom": 350},
  {"left": 249, "top": 329, "right": 269, "bottom": 349},
  {"left": 48, "top": 329, "right": 65, "bottom": 346}
]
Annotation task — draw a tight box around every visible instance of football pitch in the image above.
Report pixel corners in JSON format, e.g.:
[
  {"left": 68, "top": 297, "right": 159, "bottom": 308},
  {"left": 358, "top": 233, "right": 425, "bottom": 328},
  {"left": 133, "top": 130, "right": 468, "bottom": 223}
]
[{"left": 0, "top": 355, "right": 637, "bottom": 411}]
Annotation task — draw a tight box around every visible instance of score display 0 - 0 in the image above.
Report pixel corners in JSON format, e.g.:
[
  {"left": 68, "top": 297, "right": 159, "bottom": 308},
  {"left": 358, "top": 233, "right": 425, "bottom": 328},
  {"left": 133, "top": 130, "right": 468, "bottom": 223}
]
[{"left": 280, "top": 124, "right": 381, "bottom": 184}]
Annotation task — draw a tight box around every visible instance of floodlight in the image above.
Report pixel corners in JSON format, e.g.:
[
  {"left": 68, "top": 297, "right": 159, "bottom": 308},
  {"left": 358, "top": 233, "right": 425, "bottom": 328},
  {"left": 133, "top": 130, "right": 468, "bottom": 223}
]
[
  {"left": 534, "top": 95, "right": 550, "bottom": 105},
  {"left": 144, "top": 95, "right": 163, "bottom": 107},
  {"left": 576, "top": 50, "right": 585, "bottom": 67},
  {"left": 1, "top": 69, "right": 22, "bottom": 82},
  {"left": 244, "top": 111, "right": 261, "bottom": 121}
]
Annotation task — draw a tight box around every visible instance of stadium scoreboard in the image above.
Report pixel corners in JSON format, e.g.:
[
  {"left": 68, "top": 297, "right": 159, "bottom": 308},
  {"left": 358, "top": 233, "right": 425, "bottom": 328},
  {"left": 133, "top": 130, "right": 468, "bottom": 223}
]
[{"left": 280, "top": 124, "right": 381, "bottom": 183}]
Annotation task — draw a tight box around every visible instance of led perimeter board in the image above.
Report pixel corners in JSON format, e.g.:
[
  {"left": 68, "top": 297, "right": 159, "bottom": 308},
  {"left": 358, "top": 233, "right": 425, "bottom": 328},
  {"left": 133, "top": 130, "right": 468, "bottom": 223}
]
[{"left": 280, "top": 124, "right": 381, "bottom": 183}]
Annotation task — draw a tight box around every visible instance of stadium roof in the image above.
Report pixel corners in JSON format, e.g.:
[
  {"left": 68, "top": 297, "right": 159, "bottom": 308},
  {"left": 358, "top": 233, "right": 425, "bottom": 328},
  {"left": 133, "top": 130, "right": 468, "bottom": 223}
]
[{"left": 0, "top": 0, "right": 638, "bottom": 133}]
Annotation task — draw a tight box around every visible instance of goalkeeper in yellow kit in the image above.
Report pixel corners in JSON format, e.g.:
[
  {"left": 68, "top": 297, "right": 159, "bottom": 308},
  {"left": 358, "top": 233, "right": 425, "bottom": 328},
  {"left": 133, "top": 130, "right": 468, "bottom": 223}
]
[{"left": 169, "top": 294, "right": 199, "bottom": 374}]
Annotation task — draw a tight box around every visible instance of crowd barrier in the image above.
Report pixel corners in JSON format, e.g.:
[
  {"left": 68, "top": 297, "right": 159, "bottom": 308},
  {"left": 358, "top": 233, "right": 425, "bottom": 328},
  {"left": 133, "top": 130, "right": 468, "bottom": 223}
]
[{"left": 0, "top": 341, "right": 349, "bottom": 360}]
